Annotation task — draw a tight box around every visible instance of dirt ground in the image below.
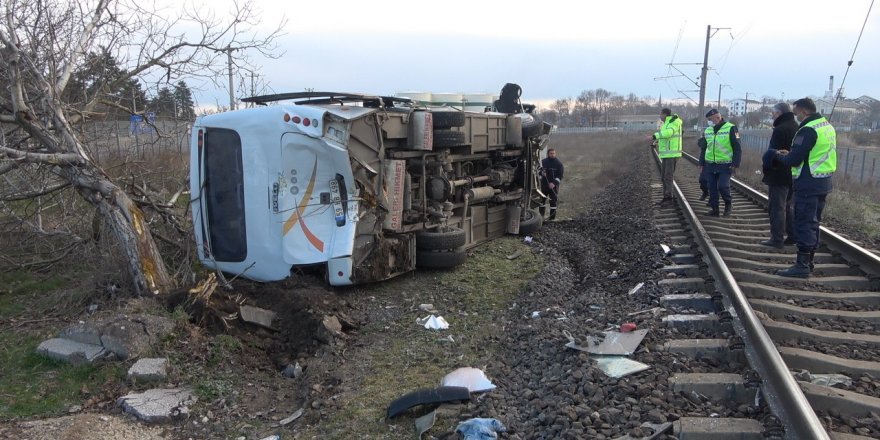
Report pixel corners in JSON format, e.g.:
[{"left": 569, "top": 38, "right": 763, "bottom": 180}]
[{"left": 5, "top": 131, "right": 875, "bottom": 439}]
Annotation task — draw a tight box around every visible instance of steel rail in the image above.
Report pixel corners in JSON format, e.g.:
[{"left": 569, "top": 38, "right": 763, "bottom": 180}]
[{"left": 655, "top": 151, "right": 830, "bottom": 440}]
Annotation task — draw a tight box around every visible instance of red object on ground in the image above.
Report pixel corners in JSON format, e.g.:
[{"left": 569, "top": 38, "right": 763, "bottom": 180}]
[{"left": 620, "top": 322, "right": 637, "bottom": 332}]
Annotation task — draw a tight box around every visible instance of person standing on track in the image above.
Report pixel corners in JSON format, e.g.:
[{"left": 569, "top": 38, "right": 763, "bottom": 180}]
[
  {"left": 651, "top": 108, "right": 683, "bottom": 204},
  {"left": 700, "top": 109, "right": 741, "bottom": 216},
  {"left": 760, "top": 102, "right": 799, "bottom": 249},
  {"left": 539, "top": 148, "right": 564, "bottom": 221},
  {"left": 771, "top": 98, "right": 837, "bottom": 278}
]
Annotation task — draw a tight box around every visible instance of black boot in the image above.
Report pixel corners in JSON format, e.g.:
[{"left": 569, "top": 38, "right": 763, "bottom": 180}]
[
  {"left": 699, "top": 192, "right": 708, "bottom": 201},
  {"left": 809, "top": 250, "right": 815, "bottom": 272},
  {"left": 539, "top": 206, "right": 545, "bottom": 217},
  {"left": 776, "top": 252, "right": 811, "bottom": 278},
  {"left": 723, "top": 201, "right": 732, "bottom": 216},
  {"left": 706, "top": 207, "right": 719, "bottom": 216},
  {"left": 548, "top": 209, "right": 556, "bottom": 221}
]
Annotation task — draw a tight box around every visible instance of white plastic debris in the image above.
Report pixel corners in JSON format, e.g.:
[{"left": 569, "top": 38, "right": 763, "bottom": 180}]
[
  {"left": 660, "top": 244, "right": 671, "bottom": 255},
  {"left": 441, "top": 367, "right": 497, "bottom": 392},
  {"left": 531, "top": 311, "right": 540, "bottom": 319},
  {"left": 628, "top": 282, "right": 645, "bottom": 296},
  {"left": 523, "top": 236, "right": 533, "bottom": 243},
  {"left": 594, "top": 356, "right": 650, "bottom": 378},
  {"left": 416, "top": 315, "right": 449, "bottom": 330}
]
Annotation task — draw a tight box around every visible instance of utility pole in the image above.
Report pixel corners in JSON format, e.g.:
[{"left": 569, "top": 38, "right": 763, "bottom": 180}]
[
  {"left": 697, "top": 25, "right": 732, "bottom": 127},
  {"left": 717, "top": 84, "right": 730, "bottom": 109},
  {"left": 226, "top": 47, "right": 235, "bottom": 111}
]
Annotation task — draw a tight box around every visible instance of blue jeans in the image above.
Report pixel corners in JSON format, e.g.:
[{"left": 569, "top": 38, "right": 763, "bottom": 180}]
[
  {"left": 705, "top": 163, "right": 732, "bottom": 208},
  {"left": 793, "top": 193, "right": 826, "bottom": 252}
]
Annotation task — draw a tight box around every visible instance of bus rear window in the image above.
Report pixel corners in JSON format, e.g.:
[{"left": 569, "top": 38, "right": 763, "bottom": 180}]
[{"left": 204, "top": 128, "right": 247, "bottom": 262}]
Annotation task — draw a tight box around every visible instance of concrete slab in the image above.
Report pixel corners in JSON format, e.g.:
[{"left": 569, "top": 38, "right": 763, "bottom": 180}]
[
  {"left": 662, "top": 314, "right": 723, "bottom": 332},
  {"left": 800, "top": 381, "right": 880, "bottom": 418},
  {"left": 670, "top": 373, "right": 756, "bottom": 404},
  {"left": 738, "top": 282, "right": 880, "bottom": 306},
  {"left": 240, "top": 305, "right": 277, "bottom": 330},
  {"left": 660, "top": 294, "right": 715, "bottom": 312},
  {"left": 127, "top": 358, "right": 169, "bottom": 382},
  {"left": 763, "top": 320, "right": 880, "bottom": 347},
  {"left": 36, "top": 338, "right": 107, "bottom": 364},
  {"left": 658, "top": 277, "right": 710, "bottom": 292},
  {"left": 674, "top": 417, "right": 763, "bottom": 439},
  {"left": 750, "top": 298, "right": 880, "bottom": 323},
  {"left": 664, "top": 339, "right": 745, "bottom": 363},
  {"left": 729, "top": 269, "right": 875, "bottom": 290},
  {"left": 778, "top": 346, "right": 880, "bottom": 377},
  {"left": 118, "top": 388, "right": 196, "bottom": 423},
  {"left": 671, "top": 253, "right": 699, "bottom": 264},
  {"left": 660, "top": 264, "right": 702, "bottom": 277}
]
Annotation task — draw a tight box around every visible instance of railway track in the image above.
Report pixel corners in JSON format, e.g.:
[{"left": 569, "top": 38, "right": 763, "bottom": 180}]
[{"left": 652, "top": 151, "right": 880, "bottom": 440}]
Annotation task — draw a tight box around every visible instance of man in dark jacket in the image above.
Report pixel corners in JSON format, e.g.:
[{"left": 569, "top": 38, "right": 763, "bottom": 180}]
[
  {"left": 759, "top": 103, "right": 799, "bottom": 248},
  {"left": 540, "top": 148, "right": 564, "bottom": 220},
  {"left": 700, "top": 109, "right": 741, "bottom": 216},
  {"left": 769, "top": 98, "right": 837, "bottom": 278}
]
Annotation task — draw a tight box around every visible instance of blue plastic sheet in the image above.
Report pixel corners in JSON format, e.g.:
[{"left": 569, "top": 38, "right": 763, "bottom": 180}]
[{"left": 455, "top": 418, "right": 507, "bottom": 440}]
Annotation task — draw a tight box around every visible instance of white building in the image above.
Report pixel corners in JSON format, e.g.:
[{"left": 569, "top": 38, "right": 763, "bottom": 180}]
[{"left": 727, "top": 99, "right": 762, "bottom": 116}]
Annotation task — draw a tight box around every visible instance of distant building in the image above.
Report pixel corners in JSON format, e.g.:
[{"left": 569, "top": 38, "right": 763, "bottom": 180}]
[
  {"left": 728, "top": 99, "right": 762, "bottom": 116},
  {"left": 614, "top": 114, "right": 660, "bottom": 131}
]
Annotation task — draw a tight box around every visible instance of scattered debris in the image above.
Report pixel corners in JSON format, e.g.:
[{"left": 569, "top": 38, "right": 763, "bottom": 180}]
[
  {"left": 441, "top": 367, "right": 496, "bottom": 393},
  {"left": 612, "top": 421, "right": 674, "bottom": 440},
  {"left": 419, "top": 304, "right": 439, "bottom": 314},
  {"left": 414, "top": 410, "right": 436, "bottom": 438},
  {"left": 627, "top": 307, "right": 664, "bottom": 317},
  {"left": 531, "top": 311, "right": 540, "bottom": 319},
  {"left": 36, "top": 338, "right": 108, "bottom": 365},
  {"left": 117, "top": 388, "right": 197, "bottom": 423},
  {"left": 627, "top": 282, "right": 645, "bottom": 296},
  {"left": 275, "top": 408, "right": 304, "bottom": 427},
  {"left": 416, "top": 315, "right": 449, "bottom": 330},
  {"left": 281, "top": 362, "right": 303, "bottom": 379},
  {"left": 316, "top": 315, "right": 345, "bottom": 343},
  {"left": 793, "top": 370, "right": 853, "bottom": 387},
  {"left": 660, "top": 244, "right": 671, "bottom": 255},
  {"left": 620, "top": 322, "right": 637, "bottom": 333},
  {"left": 239, "top": 305, "right": 277, "bottom": 330},
  {"left": 607, "top": 270, "right": 619, "bottom": 279},
  {"left": 565, "top": 329, "right": 648, "bottom": 356},
  {"left": 523, "top": 236, "right": 533, "bottom": 243},
  {"left": 506, "top": 250, "right": 523, "bottom": 260},
  {"left": 127, "top": 358, "right": 169, "bottom": 383},
  {"left": 455, "top": 417, "right": 507, "bottom": 440},
  {"left": 594, "top": 356, "right": 650, "bottom": 378},
  {"left": 386, "top": 386, "right": 470, "bottom": 418}
]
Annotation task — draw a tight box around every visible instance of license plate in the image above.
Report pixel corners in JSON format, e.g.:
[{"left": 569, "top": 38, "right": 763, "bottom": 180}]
[{"left": 329, "top": 179, "right": 345, "bottom": 222}]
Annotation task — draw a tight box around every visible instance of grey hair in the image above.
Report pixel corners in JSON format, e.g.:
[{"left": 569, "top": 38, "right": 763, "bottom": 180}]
[{"left": 773, "top": 102, "right": 791, "bottom": 113}]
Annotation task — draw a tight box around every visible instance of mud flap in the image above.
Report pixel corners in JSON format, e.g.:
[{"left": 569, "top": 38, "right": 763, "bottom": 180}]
[
  {"left": 351, "top": 233, "right": 416, "bottom": 283},
  {"left": 386, "top": 386, "right": 470, "bottom": 419}
]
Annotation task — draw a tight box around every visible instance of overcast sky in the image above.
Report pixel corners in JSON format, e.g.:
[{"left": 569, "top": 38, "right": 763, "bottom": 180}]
[{"left": 191, "top": 0, "right": 879, "bottom": 109}]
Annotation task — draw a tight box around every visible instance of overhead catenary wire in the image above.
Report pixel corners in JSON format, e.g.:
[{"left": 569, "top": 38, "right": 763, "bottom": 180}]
[{"left": 830, "top": 0, "right": 875, "bottom": 118}]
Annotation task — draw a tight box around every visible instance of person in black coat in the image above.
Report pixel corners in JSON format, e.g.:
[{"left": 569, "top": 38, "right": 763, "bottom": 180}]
[
  {"left": 760, "top": 103, "right": 799, "bottom": 248},
  {"left": 540, "top": 148, "right": 564, "bottom": 220}
]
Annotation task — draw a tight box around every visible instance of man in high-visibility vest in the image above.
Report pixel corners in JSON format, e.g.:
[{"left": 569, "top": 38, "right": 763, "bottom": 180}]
[
  {"left": 651, "top": 108, "right": 683, "bottom": 204},
  {"left": 700, "top": 109, "right": 741, "bottom": 216},
  {"left": 770, "top": 98, "right": 836, "bottom": 278}
]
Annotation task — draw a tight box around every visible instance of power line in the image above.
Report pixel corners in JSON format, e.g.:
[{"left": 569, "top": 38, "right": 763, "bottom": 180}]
[{"left": 831, "top": 0, "right": 875, "bottom": 118}]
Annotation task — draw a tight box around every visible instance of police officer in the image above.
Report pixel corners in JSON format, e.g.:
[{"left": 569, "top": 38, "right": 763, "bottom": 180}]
[
  {"left": 540, "top": 148, "right": 564, "bottom": 221},
  {"left": 760, "top": 103, "right": 799, "bottom": 248},
  {"left": 771, "top": 98, "right": 836, "bottom": 277},
  {"left": 700, "top": 109, "right": 741, "bottom": 216},
  {"left": 651, "top": 108, "right": 683, "bottom": 204}
]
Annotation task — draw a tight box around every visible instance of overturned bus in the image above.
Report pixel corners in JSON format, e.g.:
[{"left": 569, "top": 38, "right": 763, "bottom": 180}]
[{"left": 190, "top": 87, "right": 552, "bottom": 286}]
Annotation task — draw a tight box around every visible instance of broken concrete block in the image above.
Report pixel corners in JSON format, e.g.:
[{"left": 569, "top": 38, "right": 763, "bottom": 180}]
[
  {"left": 36, "top": 338, "right": 107, "bottom": 364},
  {"left": 316, "top": 315, "right": 344, "bottom": 343},
  {"left": 118, "top": 388, "right": 196, "bottom": 423},
  {"left": 127, "top": 358, "right": 169, "bottom": 382},
  {"left": 99, "top": 315, "right": 174, "bottom": 360},
  {"left": 240, "top": 305, "right": 277, "bottom": 330},
  {"left": 59, "top": 321, "right": 103, "bottom": 346}
]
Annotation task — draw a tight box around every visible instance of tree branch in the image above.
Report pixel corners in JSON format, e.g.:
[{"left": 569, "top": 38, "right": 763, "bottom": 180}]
[{"left": 0, "top": 146, "right": 85, "bottom": 165}]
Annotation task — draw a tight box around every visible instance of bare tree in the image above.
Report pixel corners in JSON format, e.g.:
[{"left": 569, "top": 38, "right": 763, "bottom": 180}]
[{"left": 1, "top": 0, "right": 284, "bottom": 295}]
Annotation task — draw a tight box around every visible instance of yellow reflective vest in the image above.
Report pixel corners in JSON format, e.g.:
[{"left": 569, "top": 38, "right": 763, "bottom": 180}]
[
  {"left": 654, "top": 115, "right": 683, "bottom": 158},
  {"left": 703, "top": 122, "right": 735, "bottom": 163},
  {"left": 792, "top": 117, "right": 837, "bottom": 179}
]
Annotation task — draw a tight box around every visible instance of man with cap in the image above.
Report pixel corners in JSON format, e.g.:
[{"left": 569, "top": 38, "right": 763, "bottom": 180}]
[
  {"left": 539, "top": 148, "right": 564, "bottom": 221},
  {"left": 651, "top": 108, "right": 683, "bottom": 204},
  {"left": 759, "top": 103, "right": 799, "bottom": 248},
  {"left": 770, "top": 98, "right": 837, "bottom": 278},
  {"left": 700, "top": 109, "right": 741, "bottom": 216}
]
